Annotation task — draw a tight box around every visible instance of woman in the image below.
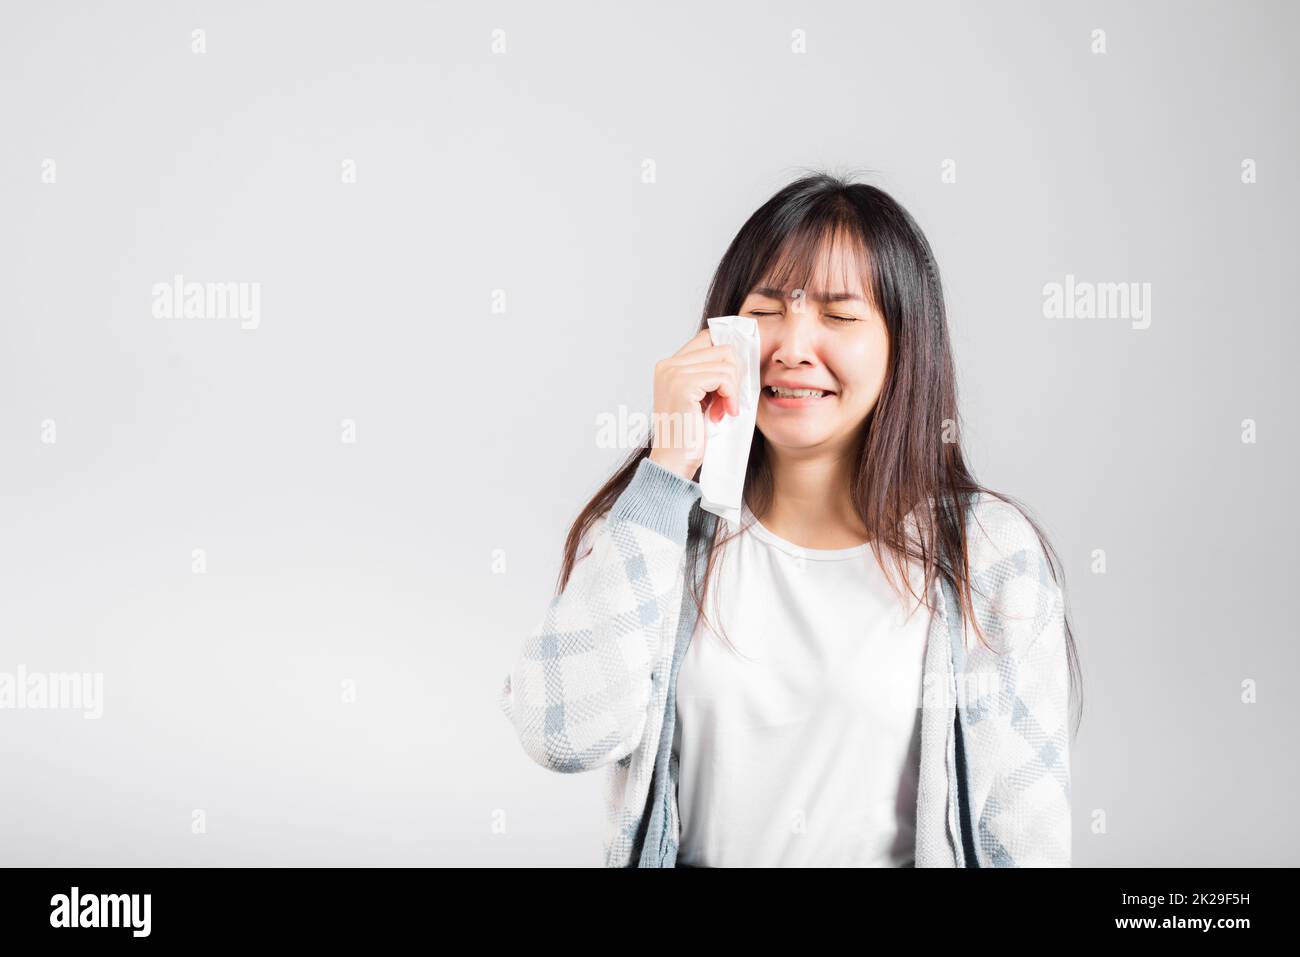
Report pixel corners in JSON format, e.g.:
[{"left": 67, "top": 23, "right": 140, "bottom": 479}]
[{"left": 499, "top": 171, "right": 1082, "bottom": 868}]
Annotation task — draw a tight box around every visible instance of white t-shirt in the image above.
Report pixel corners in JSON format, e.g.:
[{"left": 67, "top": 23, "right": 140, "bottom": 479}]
[{"left": 673, "top": 501, "right": 932, "bottom": 867}]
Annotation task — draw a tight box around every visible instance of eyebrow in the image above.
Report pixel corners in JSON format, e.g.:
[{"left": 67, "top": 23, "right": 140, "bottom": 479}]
[{"left": 753, "top": 286, "right": 866, "bottom": 304}]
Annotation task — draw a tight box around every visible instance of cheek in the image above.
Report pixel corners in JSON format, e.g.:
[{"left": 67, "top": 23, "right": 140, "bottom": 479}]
[{"left": 832, "top": 331, "right": 889, "bottom": 399}]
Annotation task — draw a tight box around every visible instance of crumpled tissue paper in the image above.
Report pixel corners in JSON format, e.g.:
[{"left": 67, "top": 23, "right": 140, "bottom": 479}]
[{"left": 698, "top": 314, "right": 761, "bottom": 531}]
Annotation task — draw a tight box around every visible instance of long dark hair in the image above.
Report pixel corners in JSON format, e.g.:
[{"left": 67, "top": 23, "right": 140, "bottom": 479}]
[{"left": 556, "top": 170, "right": 1082, "bottom": 740}]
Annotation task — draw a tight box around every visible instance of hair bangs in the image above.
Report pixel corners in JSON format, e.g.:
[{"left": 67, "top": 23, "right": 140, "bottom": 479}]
[{"left": 753, "top": 207, "right": 879, "bottom": 313}]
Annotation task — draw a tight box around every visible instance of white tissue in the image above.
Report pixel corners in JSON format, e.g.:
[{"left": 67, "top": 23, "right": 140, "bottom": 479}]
[{"left": 698, "top": 315, "right": 761, "bottom": 531}]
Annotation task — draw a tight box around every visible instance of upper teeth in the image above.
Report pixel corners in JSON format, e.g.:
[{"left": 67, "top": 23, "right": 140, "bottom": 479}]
[{"left": 769, "top": 387, "right": 827, "bottom": 398}]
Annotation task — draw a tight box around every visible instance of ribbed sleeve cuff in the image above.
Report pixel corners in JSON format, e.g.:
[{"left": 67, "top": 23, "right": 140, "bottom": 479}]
[{"left": 609, "top": 457, "right": 702, "bottom": 546}]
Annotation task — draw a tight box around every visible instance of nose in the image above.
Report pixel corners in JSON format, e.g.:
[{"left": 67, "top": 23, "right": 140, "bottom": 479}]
[{"left": 768, "top": 303, "right": 820, "bottom": 369}]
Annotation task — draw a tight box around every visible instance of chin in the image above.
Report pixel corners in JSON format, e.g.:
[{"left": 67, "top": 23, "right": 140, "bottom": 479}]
[{"left": 758, "top": 427, "right": 835, "bottom": 450}]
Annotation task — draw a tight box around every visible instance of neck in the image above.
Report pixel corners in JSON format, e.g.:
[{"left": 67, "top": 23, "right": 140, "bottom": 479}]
[{"left": 754, "top": 441, "right": 870, "bottom": 549}]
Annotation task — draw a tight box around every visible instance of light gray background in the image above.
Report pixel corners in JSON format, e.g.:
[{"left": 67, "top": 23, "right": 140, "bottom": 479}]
[{"left": 1, "top": 0, "right": 1295, "bottom": 866}]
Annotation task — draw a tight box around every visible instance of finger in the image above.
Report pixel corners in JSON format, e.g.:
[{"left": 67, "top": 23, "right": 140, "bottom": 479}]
[
  {"left": 680, "top": 363, "right": 736, "bottom": 399},
  {"left": 675, "top": 328, "right": 716, "bottom": 356},
  {"left": 705, "top": 391, "right": 731, "bottom": 423},
  {"left": 720, "top": 371, "right": 741, "bottom": 418},
  {"left": 702, "top": 392, "right": 720, "bottom": 422},
  {"left": 671, "top": 344, "right": 740, "bottom": 367},
  {"left": 685, "top": 366, "right": 744, "bottom": 420}
]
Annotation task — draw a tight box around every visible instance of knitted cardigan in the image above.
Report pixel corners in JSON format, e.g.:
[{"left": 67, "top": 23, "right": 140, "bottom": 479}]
[{"left": 499, "top": 456, "right": 1072, "bottom": 867}]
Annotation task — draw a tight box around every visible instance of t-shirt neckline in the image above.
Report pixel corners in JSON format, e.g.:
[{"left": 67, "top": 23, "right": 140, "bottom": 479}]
[{"left": 739, "top": 502, "right": 873, "bottom": 561}]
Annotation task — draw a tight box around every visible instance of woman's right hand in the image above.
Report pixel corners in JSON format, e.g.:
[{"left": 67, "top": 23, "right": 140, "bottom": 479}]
[{"left": 648, "top": 327, "right": 742, "bottom": 482}]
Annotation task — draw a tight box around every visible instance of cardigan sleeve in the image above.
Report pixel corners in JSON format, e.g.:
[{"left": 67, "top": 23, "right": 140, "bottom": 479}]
[
  {"left": 960, "top": 497, "right": 1073, "bottom": 867},
  {"left": 498, "top": 456, "right": 703, "bottom": 774}
]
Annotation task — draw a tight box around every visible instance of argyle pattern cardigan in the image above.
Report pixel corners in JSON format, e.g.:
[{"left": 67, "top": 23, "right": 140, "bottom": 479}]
[{"left": 498, "top": 456, "right": 1072, "bottom": 867}]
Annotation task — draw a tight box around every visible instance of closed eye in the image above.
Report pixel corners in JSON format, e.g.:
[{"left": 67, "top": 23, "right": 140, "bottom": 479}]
[{"left": 748, "top": 310, "right": 858, "bottom": 323}]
